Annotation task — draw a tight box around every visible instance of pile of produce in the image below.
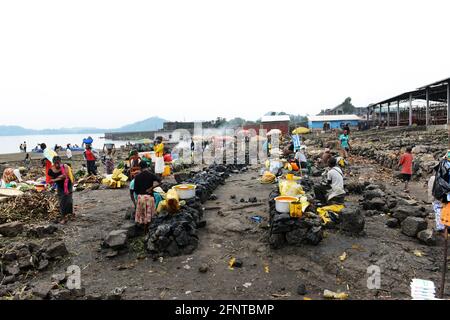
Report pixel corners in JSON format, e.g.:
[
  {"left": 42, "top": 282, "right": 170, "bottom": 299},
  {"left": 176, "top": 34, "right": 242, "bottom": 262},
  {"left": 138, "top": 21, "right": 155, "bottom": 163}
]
[
  {"left": 0, "top": 191, "right": 59, "bottom": 224},
  {"left": 75, "top": 175, "right": 103, "bottom": 191},
  {"left": 102, "top": 168, "right": 128, "bottom": 189}
]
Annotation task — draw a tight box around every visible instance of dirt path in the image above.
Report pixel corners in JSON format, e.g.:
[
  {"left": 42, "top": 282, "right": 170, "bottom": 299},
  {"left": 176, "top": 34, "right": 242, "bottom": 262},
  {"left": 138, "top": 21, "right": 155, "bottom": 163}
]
[{"left": 28, "top": 163, "right": 449, "bottom": 300}]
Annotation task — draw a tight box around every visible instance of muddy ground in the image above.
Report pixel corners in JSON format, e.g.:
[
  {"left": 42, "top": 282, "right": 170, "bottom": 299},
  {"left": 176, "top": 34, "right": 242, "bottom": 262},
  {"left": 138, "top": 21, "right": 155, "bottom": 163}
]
[{"left": 19, "top": 156, "right": 447, "bottom": 300}]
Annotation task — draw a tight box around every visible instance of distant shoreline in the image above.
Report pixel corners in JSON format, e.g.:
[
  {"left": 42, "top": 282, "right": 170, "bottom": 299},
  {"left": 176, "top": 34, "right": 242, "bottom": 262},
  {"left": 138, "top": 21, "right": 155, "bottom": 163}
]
[
  {"left": 0, "top": 151, "right": 85, "bottom": 164},
  {"left": 0, "top": 133, "right": 106, "bottom": 137}
]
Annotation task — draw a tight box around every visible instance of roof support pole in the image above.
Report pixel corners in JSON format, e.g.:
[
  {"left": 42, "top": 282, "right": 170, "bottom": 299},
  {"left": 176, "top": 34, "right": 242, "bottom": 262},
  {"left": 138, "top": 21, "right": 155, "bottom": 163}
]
[
  {"left": 397, "top": 100, "right": 400, "bottom": 126},
  {"left": 372, "top": 105, "right": 376, "bottom": 127},
  {"left": 447, "top": 82, "right": 450, "bottom": 125},
  {"left": 447, "top": 82, "right": 450, "bottom": 148},
  {"left": 366, "top": 106, "right": 370, "bottom": 123},
  {"left": 426, "top": 87, "right": 430, "bottom": 127},
  {"left": 409, "top": 93, "right": 413, "bottom": 126},
  {"left": 387, "top": 102, "right": 390, "bottom": 128},
  {"left": 379, "top": 104, "right": 382, "bottom": 125}
]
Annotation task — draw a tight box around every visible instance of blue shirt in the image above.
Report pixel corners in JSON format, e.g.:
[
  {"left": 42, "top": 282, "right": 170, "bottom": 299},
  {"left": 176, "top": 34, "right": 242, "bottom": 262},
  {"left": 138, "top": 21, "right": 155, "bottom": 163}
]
[{"left": 339, "top": 134, "right": 349, "bottom": 148}]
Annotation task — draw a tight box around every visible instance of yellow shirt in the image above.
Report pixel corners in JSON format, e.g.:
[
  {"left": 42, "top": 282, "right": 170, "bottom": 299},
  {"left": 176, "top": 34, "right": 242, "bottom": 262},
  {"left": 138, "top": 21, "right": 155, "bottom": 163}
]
[{"left": 154, "top": 143, "right": 164, "bottom": 157}]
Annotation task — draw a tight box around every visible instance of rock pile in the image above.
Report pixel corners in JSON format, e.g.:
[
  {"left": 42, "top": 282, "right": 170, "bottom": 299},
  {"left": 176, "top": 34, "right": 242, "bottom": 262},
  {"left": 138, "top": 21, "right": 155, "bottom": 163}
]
[
  {"left": 183, "top": 164, "right": 248, "bottom": 203},
  {"left": 146, "top": 164, "right": 246, "bottom": 257},
  {"left": 268, "top": 188, "right": 324, "bottom": 249},
  {"left": 339, "top": 206, "right": 365, "bottom": 235},
  {"left": 0, "top": 240, "right": 69, "bottom": 296},
  {"left": 351, "top": 129, "right": 447, "bottom": 178},
  {"left": 355, "top": 183, "right": 436, "bottom": 245},
  {"left": 146, "top": 201, "right": 203, "bottom": 257}
]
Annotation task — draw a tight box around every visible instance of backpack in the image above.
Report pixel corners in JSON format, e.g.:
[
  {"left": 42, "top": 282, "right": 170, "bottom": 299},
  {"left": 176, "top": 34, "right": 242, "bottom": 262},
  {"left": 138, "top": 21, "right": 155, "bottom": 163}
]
[{"left": 432, "top": 161, "right": 450, "bottom": 202}]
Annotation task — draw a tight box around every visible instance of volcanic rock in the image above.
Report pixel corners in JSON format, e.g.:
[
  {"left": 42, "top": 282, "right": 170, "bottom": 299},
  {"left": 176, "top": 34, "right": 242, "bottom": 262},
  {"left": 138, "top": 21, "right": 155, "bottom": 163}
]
[{"left": 401, "top": 217, "right": 427, "bottom": 237}]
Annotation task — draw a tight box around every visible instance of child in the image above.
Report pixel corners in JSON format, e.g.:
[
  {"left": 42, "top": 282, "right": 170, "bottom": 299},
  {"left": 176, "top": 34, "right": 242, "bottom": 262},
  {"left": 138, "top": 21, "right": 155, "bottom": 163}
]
[
  {"left": 398, "top": 147, "right": 413, "bottom": 193},
  {"left": 24, "top": 153, "right": 31, "bottom": 170}
]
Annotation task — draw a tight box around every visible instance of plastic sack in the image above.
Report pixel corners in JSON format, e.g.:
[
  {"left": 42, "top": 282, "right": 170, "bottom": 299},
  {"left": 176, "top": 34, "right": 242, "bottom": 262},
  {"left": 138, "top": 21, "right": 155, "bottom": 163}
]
[
  {"left": 166, "top": 188, "right": 180, "bottom": 213},
  {"left": 155, "top": 156, "right": 165, "bottom": 174},
  {"left": 260, "top": 171, "right": 276, "bottom": 184},
  {"left": 290, "top": 162, "right": 299, "bottom": 171},
  {"left": 289, "top": 201, "right": 303, "bottom": 218},
  {"left": 278, "top": 179, "right": 304, "bottom": 197},
  {"left": 162, "top": 165, "right": 171, "bottom": 177},
  {"left": 316, "top": 204, "right": 345, "bottom": 224},
  {"left": 269, "top": 160, "right": 283, "bottom": 175},
  {"left": 157, "top": 188, "right": 180, "bottom": 213}
]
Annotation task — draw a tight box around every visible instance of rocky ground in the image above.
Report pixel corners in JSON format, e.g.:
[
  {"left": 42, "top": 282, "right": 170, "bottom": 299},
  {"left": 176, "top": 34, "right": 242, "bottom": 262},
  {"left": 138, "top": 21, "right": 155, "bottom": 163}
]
[{"left": 1, "top": 128, "right": 449, "bottom": 300}]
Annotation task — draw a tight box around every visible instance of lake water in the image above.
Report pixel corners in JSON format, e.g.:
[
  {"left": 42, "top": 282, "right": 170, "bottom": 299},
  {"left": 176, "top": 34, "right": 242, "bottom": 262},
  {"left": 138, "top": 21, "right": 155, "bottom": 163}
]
[{"left": 0, "top": 133, "right": 129, "bottom": 154}]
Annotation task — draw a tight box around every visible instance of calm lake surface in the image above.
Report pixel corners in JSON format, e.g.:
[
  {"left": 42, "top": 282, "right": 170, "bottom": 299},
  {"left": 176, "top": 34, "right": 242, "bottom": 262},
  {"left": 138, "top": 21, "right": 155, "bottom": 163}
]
[{"left": 0, "top": 133, "right": 129, "bottom": 154}]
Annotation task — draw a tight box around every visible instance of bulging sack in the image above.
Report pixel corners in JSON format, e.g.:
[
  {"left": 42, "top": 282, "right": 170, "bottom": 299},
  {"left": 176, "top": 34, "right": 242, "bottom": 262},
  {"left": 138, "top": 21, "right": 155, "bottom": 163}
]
[{"left": 155, "top": 156, "right": 165, "bottom": 174}]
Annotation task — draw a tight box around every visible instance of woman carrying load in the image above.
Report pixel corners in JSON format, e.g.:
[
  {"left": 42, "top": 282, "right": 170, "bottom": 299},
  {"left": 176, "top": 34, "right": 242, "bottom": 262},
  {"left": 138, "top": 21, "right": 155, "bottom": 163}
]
[
  {"left": 129, "top": 149, "right": 142, "bottom": 179},
  {"left": 47, "top": 156, "right": 74, "bottom": 224},
  {"left": 41, "top": 143, "right": 57, "bottom": 185},
  {"left": 153, "top": 137, "right": 165, "bottom": 176}
]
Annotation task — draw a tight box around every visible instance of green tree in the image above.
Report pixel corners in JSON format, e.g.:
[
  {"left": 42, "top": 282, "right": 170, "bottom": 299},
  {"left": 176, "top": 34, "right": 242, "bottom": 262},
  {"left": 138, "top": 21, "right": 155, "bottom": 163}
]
[
  {"left": 340, "top": 97, "right": 356, "bottom": 114},
  {"left": 214, "top": 117, "right": 227, "bottom": 128},
  {"left": 289, "top": 114, "right": 308, "bottom": 124},
  {"left": 227, "top": 117, "right": 246, "bottom": 127}
]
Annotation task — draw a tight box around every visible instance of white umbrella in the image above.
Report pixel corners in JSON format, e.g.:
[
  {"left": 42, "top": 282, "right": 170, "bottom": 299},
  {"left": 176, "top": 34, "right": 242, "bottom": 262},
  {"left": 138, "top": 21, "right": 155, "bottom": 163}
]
[{"left": 266, "top": 129, "right": 282, "bottom": 136}]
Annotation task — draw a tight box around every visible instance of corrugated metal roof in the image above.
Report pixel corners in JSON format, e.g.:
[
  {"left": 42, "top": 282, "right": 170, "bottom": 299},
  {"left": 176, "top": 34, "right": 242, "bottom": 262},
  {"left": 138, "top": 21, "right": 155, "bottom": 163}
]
[
  {"left": 261, "top": 115, "right": 290, "bottom": 122},
  {"left": 308, "top": 115, "right": 363, "bottom": 122},
  {"left": 369, "top": 76, "right": 450, "bottom": 107}
]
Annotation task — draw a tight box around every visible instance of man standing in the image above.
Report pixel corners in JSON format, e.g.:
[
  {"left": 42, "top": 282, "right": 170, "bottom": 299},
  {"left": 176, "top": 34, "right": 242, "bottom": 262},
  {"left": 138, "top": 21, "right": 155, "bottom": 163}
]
[
  {"left": 343, "top": 124, "right": 350, "bottom": 135},
  {"left": 66, "top": 144, "right": 73, "bottom": 161},
  {"left": 398, "top": 147, "right": 413, "bottom": 193},
  {"left": 191, "top": 139, "right": 195, "bottom": 161},
  {"left": 83, "top": 145, "right": 98, "bottom": 176},
  {"left": 23, "top": 141, "right": 27, "bottom": 153}
]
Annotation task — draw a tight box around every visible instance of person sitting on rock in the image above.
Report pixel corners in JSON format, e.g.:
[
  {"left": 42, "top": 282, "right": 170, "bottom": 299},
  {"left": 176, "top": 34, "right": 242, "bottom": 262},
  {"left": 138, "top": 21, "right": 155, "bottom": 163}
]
[
  {"left": 294, "top": 145, "right": 308, "bottom": 170},
  {"left": 314, "top": 157, "right": 346, "bottom": 205},
  {"left": 326, "top": 157, "right": 346, "bottom": 204},
  {"left": 318, "top": 148, "right": 332, "bottom": 168},
  {"left": 0, "top": 167, "right": 25, "bottom": 188}
]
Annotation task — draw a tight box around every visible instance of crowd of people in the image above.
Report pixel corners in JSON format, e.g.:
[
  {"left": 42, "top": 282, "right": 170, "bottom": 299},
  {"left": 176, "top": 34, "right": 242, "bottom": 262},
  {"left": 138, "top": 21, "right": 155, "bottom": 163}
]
[
  {"left": 19, "top": 141, "right": 27, "bottom": 153},
  {"left": 32, "top": 136, "right": 167, "bottom": 227},
  {"left": 5, "top": 127, "right": 450, "bottom": 240}
]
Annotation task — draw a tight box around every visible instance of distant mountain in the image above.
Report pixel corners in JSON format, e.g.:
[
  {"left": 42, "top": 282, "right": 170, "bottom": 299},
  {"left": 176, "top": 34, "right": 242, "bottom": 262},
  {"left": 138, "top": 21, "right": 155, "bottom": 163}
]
[
  {"left": 113, "top": 116, "right": 166, "bottom": 132},
  {"left": 0, "top": 116, "right": 166, "bottom": 136}
]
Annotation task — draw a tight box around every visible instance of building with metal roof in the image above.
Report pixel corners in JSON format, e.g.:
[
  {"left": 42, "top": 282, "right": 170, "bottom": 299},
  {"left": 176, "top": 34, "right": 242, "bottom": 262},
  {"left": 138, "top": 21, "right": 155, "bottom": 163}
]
[
  {"left": 260, "top": 115, "right": 291, "bottom": 123},
  {"left": 367, "top": 77, "right": 450, "bottom": 127}
]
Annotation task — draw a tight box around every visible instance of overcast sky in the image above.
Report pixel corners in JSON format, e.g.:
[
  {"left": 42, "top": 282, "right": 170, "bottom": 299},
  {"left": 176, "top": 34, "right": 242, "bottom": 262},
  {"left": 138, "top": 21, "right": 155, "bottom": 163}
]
[{"left": 1, "top": 0, "right": 449, "bottom": 129}]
